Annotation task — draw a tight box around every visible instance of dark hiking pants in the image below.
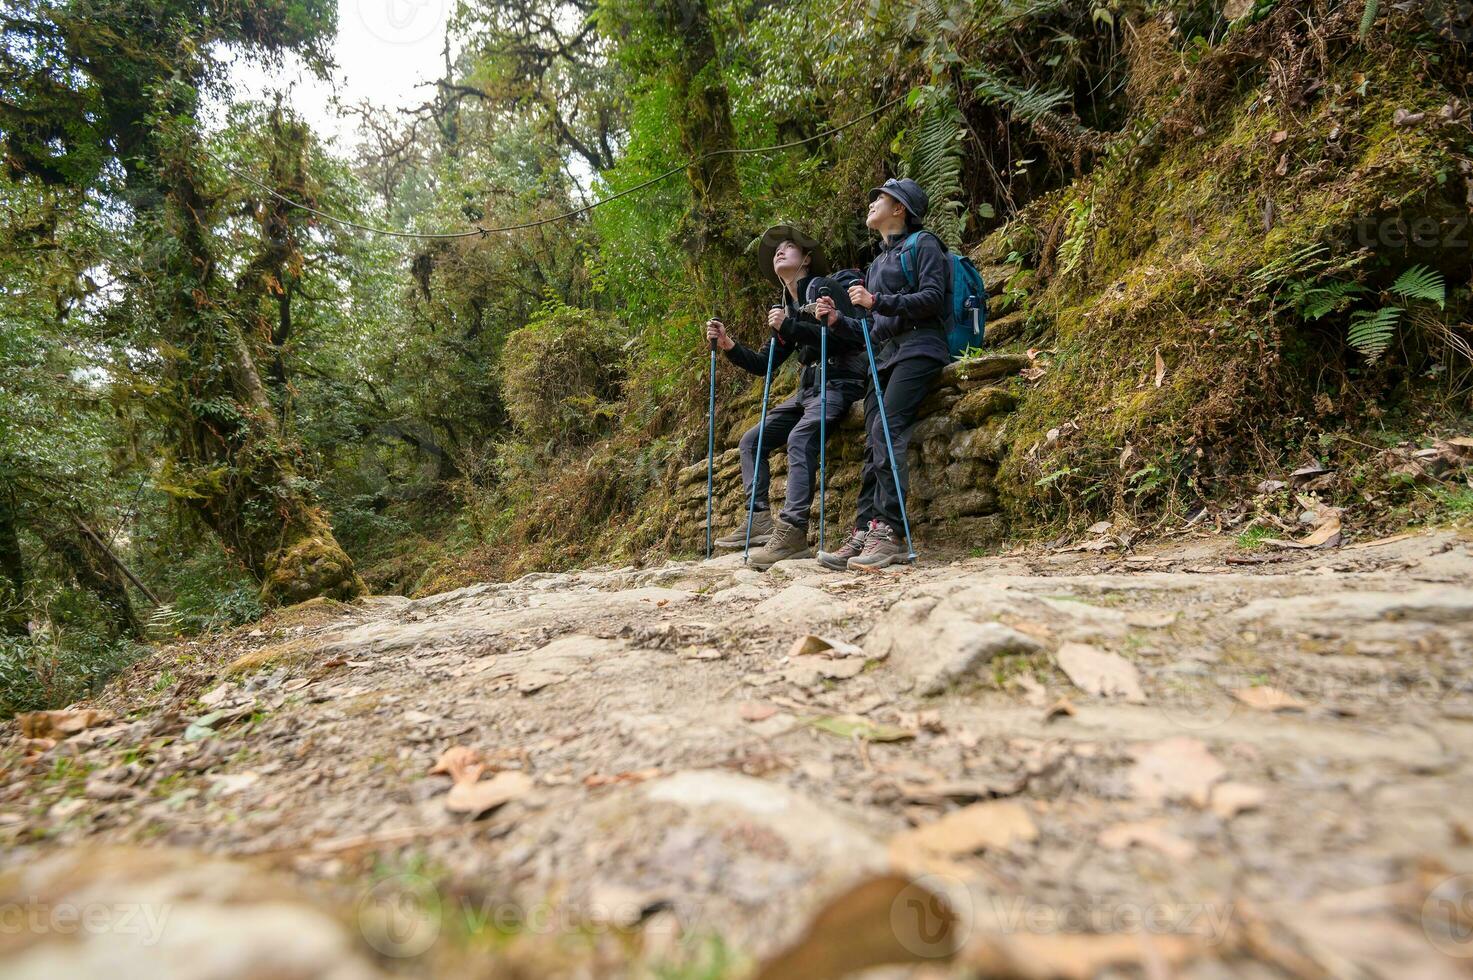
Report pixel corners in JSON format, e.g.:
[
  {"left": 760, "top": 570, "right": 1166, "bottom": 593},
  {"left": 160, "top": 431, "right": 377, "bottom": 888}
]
[
  {"left": 739, "top": 380, "right": 864, "bottom": 528},
  {"left": 855, "top": 355, "right": 947, "bottom": 531}
]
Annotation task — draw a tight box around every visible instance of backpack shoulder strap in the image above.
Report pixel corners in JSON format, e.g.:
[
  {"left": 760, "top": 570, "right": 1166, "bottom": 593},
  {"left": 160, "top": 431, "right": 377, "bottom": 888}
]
[{"left": 897, "top": 231, "right": 926, "bottom": 288}]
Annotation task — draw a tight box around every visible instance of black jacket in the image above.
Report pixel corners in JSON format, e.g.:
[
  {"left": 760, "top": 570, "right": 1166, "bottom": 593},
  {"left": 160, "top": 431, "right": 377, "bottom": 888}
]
[
  {"left": 837, "top": 231, "right": 952, "bottom": 371},
  {"left": 724, "top": 275, "right": 868, "bottom": 387}
]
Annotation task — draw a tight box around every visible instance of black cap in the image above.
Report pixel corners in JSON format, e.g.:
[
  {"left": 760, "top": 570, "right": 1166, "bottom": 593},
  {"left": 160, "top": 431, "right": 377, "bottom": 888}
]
[{"left": 868, "top": 178, "right": 929, "bottom": 226}]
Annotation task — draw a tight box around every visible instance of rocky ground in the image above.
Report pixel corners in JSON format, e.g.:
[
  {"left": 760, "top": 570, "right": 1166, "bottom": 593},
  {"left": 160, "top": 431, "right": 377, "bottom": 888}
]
[{"left": 3, "top": 529, "right": 1473, "bottom": 978}]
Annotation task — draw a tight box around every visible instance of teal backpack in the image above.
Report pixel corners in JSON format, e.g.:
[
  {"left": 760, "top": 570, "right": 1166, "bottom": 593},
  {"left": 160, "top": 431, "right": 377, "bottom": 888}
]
[{"left": 897, "top": 231, "right": 988, "bottom": 360}]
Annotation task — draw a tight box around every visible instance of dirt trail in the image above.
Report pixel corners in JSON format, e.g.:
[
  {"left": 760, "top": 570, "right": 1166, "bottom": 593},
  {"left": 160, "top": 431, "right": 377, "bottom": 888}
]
[{"left": 4, "top": 530, "right": 1473, "bottom": 978}]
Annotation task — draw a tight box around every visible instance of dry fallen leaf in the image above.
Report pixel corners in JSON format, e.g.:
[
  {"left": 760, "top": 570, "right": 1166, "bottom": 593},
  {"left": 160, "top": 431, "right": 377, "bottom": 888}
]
[
  {"left": 1154, "top": 349, "right": 1167, "bottom": 387},
  {"left": 891, "top": 799, "right": 1039, "bottom": 861},
  {"left": 1055, "top": 642, "right": 1145, "bottom": 703},
  {"left": 1264, "top": 495, "right": 1342, "bottom": 549},
  {"left": 786, "top": 634, "right": 866, "bottom": 659},
  {"left": 1233, "top": 686, "right": 1307, "bottom": 712},
  {"left": 445, "top": 770, "right": 532, "bottom": 817},
  {"left": 1099, "top": 819, "right": 1196, "bottom": 861},
  {"left": 1043, "top": 697, "right": 1077, "bottom": 722},
  {"left": 1127, "top": 737, "right": 1225, "bottom": 806},
  {"left": 1210, "top": 781, "right": 1267, "bottom": 819},
  {"left": 752, "top": 873, "right": 961, "bottom": 980},
  {"left": 18, "top": 709, "right": 115, "bottom": 740},
  {"left": 966, "top": 930, "right": 1204, "bottom": 979},
  {"left": 739, "top": 702, "right": 778, "bottom": 722},
  {"left": 429, "top": 745, "right": 484, "bottom": 782}
]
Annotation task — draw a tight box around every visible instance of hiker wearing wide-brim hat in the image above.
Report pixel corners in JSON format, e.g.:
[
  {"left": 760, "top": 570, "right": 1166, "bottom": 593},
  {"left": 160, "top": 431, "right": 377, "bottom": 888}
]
[
  {"left": 813, "top": 178, "right": 952, "bottom": 572},
  {"left": 704, "top": 225, "right": 867, "bottom": 570}
]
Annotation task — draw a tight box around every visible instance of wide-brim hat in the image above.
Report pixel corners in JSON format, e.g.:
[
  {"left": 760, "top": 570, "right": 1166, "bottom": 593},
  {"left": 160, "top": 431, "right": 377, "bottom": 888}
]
[
  {"left": 756, "top": 224, "right": 828, "bottom": 285},
  {"left": 868, "top": 177, "right": 929, "bottom": 227}
]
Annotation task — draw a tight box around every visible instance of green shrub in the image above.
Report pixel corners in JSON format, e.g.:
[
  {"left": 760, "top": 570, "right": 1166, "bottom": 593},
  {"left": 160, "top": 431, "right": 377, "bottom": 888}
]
[{"left": 500, "top": 307, "right": 629, "bottom": 448}]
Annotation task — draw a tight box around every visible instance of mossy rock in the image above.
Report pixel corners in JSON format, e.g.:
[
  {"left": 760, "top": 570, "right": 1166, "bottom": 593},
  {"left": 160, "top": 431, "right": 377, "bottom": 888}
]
[
  {"left": 226, "top": 638, "right": 318, "bottom": 675},
  {"left": 953, "top": 387, "right": 1019, "bottom": 427}
]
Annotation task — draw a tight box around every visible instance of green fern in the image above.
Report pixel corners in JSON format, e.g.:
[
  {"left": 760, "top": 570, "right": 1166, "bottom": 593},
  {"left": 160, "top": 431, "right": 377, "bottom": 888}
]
[
  {"left": 903, "top": 98, "right": 966, "bottom": 249},
  {"left": 966, "top": 66, "right": 1073, "bottom": 124},
  {"left": 1359, "top": 0, "right": 1379, "bottom": 39},
  {"left": 1348, "top": 306, "right": 1400, "bottom": 361},
  {"left": 1288, "top": 279, "right": 1365, "bottom": 320},
  {"left": 1390, "top": 264, "right": 1445, "bottom": 308}
]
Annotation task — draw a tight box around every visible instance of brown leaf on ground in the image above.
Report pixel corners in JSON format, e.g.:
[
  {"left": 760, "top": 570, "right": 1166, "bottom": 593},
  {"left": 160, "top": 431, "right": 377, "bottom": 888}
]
[
  {"left": 752, "top": 873, "right": 961, "bottom": 980},
  {"left": 1233, "top": 686, "right": 1307, "bottom": 712},
  {"left": 1263, "top": 496, "right": 1342, "bottom": 549},
  {"left": 1128, "top": 737, "right": 1225, "bottom": 806},
  {"left": 739, "top": 702, "right": 778, "bottom": 722},
  {"left": 786, "top": 634, "right": 866, "bottom": 659},
  {"left": 445, "top": 770, "right": 532, "bottom": 817},
  {"left": 1211, "top": 781, "right": 1267, "bottom": 819},
  {"left": 966, "top": 931, "right": 1204, "bottom": 979},
  {"left": 18, "top": 709, "right": 115, "bottom": 740},
  {"left": 429, "top": 745, "right": 485, "bottom": 782},
  {"left": 1099, "top": 819, "right": 1196, "bottom": 861},
  {"left": 890, "top": 800, "right": 1039, "bottom": 864},
  {"left": 1043, "top": 697, "right": 1077, "bottom": 722},
  {"left": 1154, "top": 349, "right": 1166, "bottom": 387},
  {"left": 1055, "top": 643, "right": 1145, "bottom": 702}
]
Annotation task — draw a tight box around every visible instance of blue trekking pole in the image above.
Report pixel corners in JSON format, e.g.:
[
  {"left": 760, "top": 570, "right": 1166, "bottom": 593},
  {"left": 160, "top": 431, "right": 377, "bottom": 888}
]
[
  {"left": 818, "top": 322, "right": 827, "bottom": 553},
  {"left": 705, "top": 337, "right": 717, "bottom": 559},
  {"left": 743, "top": 319, "right": 779, "bottom": 564},
  {"left": 860, "top": 319, "right": 917, "bottom": 562}
]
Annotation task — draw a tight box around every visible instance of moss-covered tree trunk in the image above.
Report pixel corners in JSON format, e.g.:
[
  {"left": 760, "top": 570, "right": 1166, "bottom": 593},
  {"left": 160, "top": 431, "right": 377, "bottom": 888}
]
[
  {"left": 0, "top": 487, "right": 27, "bottom": 636},
  {"left": 157, "top": 125, "right": 363, "bottom": 606},
  {"left": 653, "top": 0, "right": 750, "bottom": 312}
]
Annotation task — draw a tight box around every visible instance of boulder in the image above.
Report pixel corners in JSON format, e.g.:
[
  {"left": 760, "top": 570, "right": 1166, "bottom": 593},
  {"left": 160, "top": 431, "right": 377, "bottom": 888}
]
[
  {"left": 952, "top": 386, "right": 1018, "bottom": 427},
  {"left": 938, "top": 354, "right": 1029, "bottom": 390}
]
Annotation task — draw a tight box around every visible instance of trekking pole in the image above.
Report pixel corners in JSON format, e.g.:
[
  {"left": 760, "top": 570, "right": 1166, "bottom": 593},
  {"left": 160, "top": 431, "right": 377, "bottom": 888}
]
[
  {"left": 743, "top": 324, "right": 779, "bottom": 564},
  {"left": 818, "top": 321, "right": 828, "bottom": 553},
  {"left": 706, "top": 337, "right": 717, "bottom": 560},
  {"left": 860, "top": 318, "right": 918, "bottom": 562}
]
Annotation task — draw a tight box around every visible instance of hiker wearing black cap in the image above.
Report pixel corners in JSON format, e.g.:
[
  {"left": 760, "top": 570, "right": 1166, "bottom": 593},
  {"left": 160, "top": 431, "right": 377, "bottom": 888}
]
[
  {"left": 813, "top": 178, "right": 951, "bottom": 570},
  {"left": 705, "top": 225, "right": 867, "bottom": 569}
]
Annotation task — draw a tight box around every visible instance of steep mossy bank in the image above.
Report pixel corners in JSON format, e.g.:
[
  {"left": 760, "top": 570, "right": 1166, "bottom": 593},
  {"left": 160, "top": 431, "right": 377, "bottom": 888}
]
[
  {"left": 987, "top": 9, "right": 1472, "bottom": 535},
  {"left": 399, "top": 3, "right": 1472, "bottom": 593}
]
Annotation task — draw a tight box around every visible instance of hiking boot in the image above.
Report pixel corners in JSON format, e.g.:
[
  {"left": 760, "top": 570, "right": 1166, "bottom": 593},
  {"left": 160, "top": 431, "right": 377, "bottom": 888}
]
[
  {"left": 816, "top": 526, "right": 868, "bottom": 571},
  {"left": 747, "top": 519, "right": 812, "bottom": 570},
  {"left": 847, "top": 520, "right": 909, "bottom": 570},
  {"left": 715, "top": 510, "right": 772, "bottom": 549}
]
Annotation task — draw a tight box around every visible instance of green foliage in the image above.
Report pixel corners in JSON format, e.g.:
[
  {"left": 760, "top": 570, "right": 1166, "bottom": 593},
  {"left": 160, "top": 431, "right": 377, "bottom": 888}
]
[
  {"left": 1391, "top": 265, "right": 1446, "bottom": 308},
  {"left": 0, "top": 632, "right": 140, "bottom": 718},
  {"left": 500, "top": 308, "right": 630, "bottom": 447},
  {"left": 903, "top": 94, "right": 966, "bottom": 249},
  {"left": 1348, "top": 306, "right": 1402, "bottom": 361}
]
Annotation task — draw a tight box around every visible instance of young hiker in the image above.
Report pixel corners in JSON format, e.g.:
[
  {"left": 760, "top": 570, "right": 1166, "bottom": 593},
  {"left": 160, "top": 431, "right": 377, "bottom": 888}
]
[
  {"left": 705, "top": 225, "right": 867, "bottom": 570},
  {"left": 814, "top": 178, "right": 950, "bottom": 570}
]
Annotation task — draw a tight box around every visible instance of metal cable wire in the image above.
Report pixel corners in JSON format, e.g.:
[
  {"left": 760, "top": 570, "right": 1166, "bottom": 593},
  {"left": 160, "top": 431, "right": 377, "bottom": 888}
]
[{"left": 210, "top": 95, "right": 907, "bottom": 241}]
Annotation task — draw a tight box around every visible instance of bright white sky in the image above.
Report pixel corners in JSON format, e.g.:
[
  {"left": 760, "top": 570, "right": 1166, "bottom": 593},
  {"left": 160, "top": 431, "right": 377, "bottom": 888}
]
[{"left": 225, "top": 0, "right": 455, "bottom": 153}]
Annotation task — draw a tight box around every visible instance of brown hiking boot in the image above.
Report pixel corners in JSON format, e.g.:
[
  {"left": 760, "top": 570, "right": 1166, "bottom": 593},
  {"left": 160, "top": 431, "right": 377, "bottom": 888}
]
[
  {"left": 747, "top": 518, "right": 812, "bottom": 570},
  {"left": 847, "top": 520, "right": 909, "bottom": 570},
  {"left": 716, "top": 510, "right": 772, "bottom": 549},
  {"left": 816, "top": 526, "right": 868, "bottom": 571}
]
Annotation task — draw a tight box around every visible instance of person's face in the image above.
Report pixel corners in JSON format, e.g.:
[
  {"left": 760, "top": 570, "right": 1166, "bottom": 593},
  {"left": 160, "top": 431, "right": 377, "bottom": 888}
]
[
  {"left": 772, "top": 240, "right": 810, "bottom": 279},
  {"left": 866, "top": 192, "right": 906, "bottom": 230}
]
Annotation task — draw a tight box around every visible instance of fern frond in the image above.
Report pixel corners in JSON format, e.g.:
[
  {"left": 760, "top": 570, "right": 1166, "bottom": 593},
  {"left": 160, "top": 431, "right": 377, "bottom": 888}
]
[
  {"left": 1348, "top": 306, "right": 1400, "bottom": 361},
  {"left": 1390, "top": 264, "right": 1445, "bottom": 308},
  {"left": 1359, "top": 0, "right": 1379, "bottom": 39},
  {"left": 904, "top": 99, "right": 966, "bottom": 249}
]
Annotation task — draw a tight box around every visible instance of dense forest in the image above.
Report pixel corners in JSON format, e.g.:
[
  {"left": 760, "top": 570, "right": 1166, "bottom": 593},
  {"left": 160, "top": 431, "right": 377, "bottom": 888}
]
[{"left": 2, "top": 0, "right": 1470, "bottom": 716}]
